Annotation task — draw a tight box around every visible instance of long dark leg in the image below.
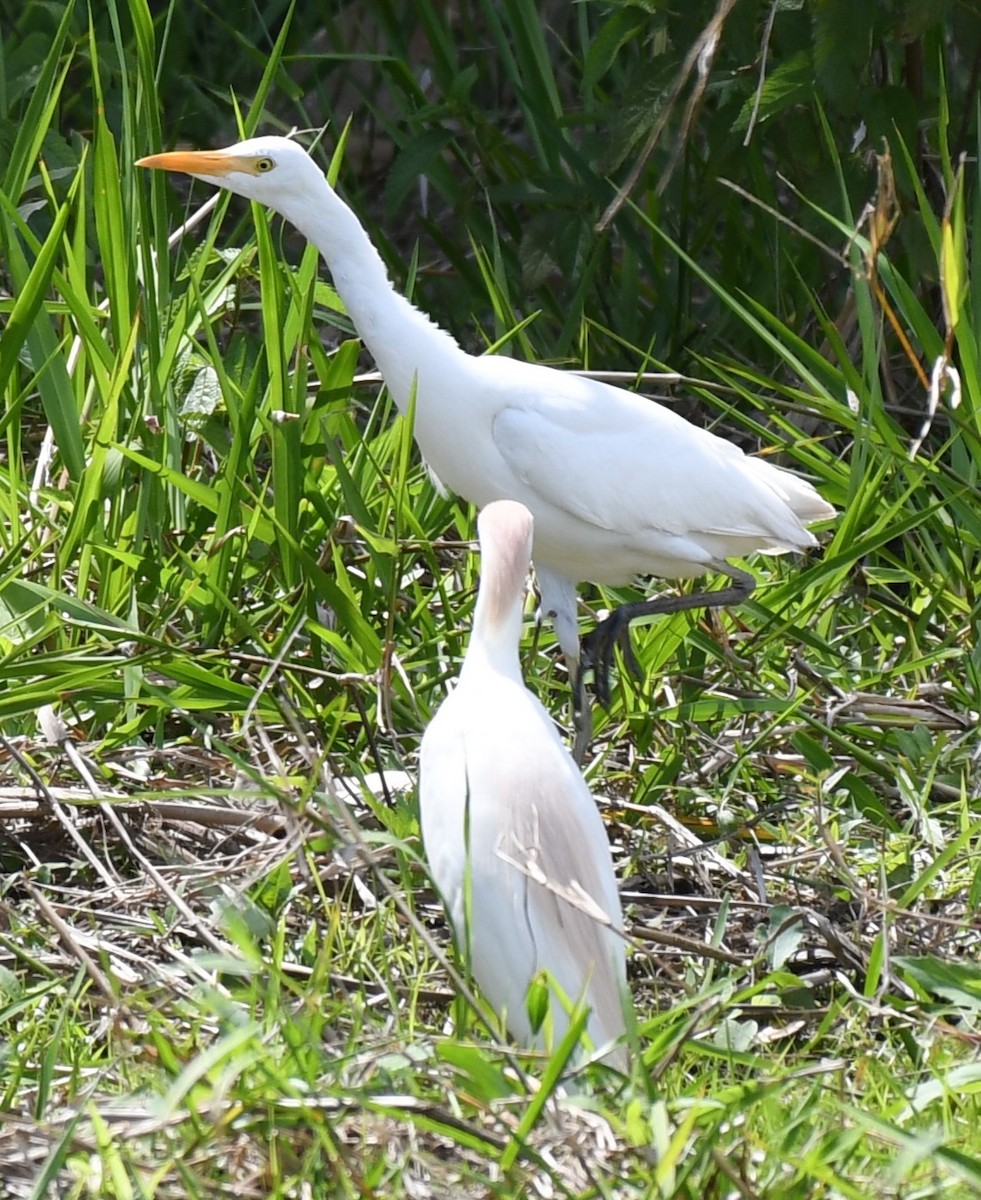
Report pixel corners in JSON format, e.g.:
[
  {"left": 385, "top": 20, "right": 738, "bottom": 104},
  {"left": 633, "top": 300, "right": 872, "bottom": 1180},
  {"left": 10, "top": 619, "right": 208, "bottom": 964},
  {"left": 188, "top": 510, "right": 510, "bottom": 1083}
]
[
  {"left": 581, "top": 565, "right": 757, "bottom": 708},
  {"left": 571, "top": 678, "right": 592, "bottom": 765}
]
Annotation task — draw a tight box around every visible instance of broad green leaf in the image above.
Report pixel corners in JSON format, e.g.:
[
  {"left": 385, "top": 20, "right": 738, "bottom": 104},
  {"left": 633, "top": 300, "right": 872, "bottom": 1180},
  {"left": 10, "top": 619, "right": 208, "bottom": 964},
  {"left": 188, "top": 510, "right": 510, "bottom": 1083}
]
[{"left": 895, "top": 956, "right": 981, "bottom": 1012}]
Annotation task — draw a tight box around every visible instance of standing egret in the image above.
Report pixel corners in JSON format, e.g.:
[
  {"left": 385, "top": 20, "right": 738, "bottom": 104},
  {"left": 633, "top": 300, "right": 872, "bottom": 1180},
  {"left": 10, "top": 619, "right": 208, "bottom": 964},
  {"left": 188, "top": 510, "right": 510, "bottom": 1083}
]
[
  {"left": 419, "top": 499, "right": 628, "bottom": 1067},
  {"left": 137, "top": 137, "right": 834, "bottom": 745}
]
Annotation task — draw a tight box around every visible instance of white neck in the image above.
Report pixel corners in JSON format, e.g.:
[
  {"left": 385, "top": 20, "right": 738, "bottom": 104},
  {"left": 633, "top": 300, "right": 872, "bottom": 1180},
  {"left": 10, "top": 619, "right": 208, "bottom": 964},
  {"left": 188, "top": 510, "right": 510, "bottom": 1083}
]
[
  {"left": 284, "top": 188, "right": 466, "bottom": 408},
  {"left": 459, "top": 598, "right": 525, "bottom": 687},
  {"left": 460, "top": 505, "right": 533, "bottom": 686}
]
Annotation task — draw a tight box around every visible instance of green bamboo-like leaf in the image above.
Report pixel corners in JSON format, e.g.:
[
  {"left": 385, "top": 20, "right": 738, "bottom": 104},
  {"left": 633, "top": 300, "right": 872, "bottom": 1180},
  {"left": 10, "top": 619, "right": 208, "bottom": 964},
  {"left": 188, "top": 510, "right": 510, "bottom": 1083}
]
[
  {"left": 0, "top": 181, "right": 86, "bottom": 479},
  {"left": 582, "top": 7, "right": 647, "bottom": 92},
  {"left": 108, "top": 442, "right": 224, "bottom": 517},
  {"left": 90, "top": 35, "right": 133, "bottom": 348},
  {"left": 123, "top": 0, "right": 160, "bottom": 146},
  {"left": 243, "top": 1, "right": 297, "bottom": 135},
  {"left": 60, "top": 311, "right": 141, "bottom": 564},
  {"left": 255, "top": 205, "right": 297, "bottom": 586},
  {"left": 3, "top": 0, "right": 76, "bottom": 204},
  {"left": 941, "top": 163, "right": 967, "bottom": 336}
]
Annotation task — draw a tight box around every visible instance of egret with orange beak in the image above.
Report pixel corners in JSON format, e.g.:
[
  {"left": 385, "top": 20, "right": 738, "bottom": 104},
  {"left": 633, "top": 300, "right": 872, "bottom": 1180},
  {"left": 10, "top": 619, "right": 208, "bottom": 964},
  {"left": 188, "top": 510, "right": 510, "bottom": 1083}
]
[{"left": 138, "top": 137, "right": 834, "bottom": 755}]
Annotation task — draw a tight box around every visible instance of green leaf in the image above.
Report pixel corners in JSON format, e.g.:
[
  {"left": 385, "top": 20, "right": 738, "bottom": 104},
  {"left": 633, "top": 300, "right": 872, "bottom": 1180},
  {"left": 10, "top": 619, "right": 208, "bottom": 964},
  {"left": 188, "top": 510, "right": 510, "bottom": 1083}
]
[
  {"left": 3, "top": 0, "right": 76, "bottom": 204},
  {"left": 733, "top": 50, "right": 814, "bottom": 132},
  {"left": 0, "top": 180, "right": 86, "bottom": 479},
  {"left": 766, "top": 907, "right": 806, "bottom": 971},
  {"left": 902, "top": 1062, "right": 981, "bottom": 1117},
  {"left": 812, "top": 0, "right": 876, "bottom": 112},
  {"left": 583, "top": 8, "right": 647, "bottom": 92},
  {"left": 895, "top": 956, "right": 981, "bottom": 1012},
  {"left": 790, "top": 731, "right": 836, "bottom": 773},
  {"left": 713, "top": 1017, "right": 758, "bottom": 1052},
  {"left": 436, "top": 1042, "right": 513, "bottom": 1102},
  {"left": 525, "top": 972, "right": 550, "bottom": 1035},
  {"left": 940, "top": 162, "right": 967, "bottom": 335}
]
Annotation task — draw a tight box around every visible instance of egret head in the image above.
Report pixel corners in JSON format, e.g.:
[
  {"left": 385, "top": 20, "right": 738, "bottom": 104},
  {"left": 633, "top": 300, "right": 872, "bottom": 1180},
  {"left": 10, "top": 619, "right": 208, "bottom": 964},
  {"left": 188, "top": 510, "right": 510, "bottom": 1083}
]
[{"left": 137, "top": 136, "right": 327, "bottom": 223}]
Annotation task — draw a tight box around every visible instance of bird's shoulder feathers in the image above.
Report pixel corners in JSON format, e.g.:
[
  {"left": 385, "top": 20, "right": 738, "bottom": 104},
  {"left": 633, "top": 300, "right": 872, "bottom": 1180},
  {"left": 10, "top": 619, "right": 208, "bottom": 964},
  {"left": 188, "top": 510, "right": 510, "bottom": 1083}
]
[{"left": 485, "top": 368, "right": 828, "bottom": 550}]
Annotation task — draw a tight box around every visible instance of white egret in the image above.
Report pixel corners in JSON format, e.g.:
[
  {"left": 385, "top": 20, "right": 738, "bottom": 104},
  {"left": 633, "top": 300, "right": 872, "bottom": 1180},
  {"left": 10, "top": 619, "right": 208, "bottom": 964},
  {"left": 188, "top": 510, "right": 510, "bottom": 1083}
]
[
  {"left": 137, "top": 137, "right": 835, "bottom": 743},
  {"left": 419, "top": 499, "right": 629, "bottom": 1067}
]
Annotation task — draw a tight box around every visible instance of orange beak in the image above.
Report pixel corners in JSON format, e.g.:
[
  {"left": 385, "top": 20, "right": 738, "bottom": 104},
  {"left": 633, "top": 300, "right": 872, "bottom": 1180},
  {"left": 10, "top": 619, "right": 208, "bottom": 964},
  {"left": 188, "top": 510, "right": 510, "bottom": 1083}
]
[{"left": 135, "top": 149, "right": 244, "bottom": 177}]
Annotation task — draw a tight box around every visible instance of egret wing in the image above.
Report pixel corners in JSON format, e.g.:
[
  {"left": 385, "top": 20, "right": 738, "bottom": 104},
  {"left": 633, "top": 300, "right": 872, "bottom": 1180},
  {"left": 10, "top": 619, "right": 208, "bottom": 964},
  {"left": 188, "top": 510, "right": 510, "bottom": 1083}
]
[
  {"left": 418, "top": 697, "right": 473, "bottom": 937},
  {"left": 491, "top": 372, "right": 824, "bottom": 546},
  {"left": 419, "top": 694, "right": 541, "bottom": 1023},
  {"left": 460, "top": 702, "right": 628, "bottom": 1057}
]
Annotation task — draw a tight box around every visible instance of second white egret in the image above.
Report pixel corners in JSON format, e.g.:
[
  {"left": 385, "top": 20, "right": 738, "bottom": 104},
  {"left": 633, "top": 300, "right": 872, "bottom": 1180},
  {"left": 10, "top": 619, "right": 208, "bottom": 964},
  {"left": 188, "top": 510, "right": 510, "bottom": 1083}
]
[{"left": 419, "top": 499, "right": 629, "bottom": 1067}]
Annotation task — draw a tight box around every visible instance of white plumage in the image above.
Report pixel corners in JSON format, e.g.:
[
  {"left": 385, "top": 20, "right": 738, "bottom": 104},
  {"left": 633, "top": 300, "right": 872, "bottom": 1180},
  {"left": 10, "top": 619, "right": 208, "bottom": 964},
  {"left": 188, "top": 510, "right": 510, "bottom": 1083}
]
[
  {"left": 138, "top": 136, "right": 834, "bottom": 740},
  {"left": 418, "top": 500, "right": 628, "bottom": 1066}
]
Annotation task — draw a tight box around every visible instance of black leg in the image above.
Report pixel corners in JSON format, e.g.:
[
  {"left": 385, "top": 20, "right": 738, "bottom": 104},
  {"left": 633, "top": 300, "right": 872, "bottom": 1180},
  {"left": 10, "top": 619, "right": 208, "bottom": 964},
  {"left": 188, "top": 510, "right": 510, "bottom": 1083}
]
[{"left": 582, "top": 566, "right": 757, "bottom": 708}]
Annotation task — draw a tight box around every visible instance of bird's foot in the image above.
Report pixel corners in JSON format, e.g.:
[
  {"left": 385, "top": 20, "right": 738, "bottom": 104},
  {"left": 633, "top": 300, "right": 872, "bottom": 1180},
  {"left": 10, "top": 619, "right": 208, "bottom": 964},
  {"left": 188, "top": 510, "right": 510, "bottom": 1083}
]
[{"left": 582, "top": 611, "right": 645, "bottom": 709}]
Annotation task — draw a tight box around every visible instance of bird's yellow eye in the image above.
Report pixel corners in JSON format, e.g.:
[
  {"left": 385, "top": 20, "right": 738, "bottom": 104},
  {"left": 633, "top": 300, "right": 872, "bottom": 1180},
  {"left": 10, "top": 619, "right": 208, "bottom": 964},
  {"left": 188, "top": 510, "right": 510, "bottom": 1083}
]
[{"left": 254, "top": 157, "right": 274, "bottom": 173}]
